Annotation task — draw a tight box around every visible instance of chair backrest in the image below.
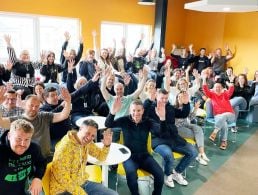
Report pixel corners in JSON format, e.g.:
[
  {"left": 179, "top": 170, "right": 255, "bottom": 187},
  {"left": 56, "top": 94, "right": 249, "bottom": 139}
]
[
  {"left": 42, "top": 162, "right": 52, "bottom": 195},
  {"left": 119, "top": 132, "right": 152, "bottom": 154},
  {"left": 86, "top": 165, "right": 102, "bottom": 183}
]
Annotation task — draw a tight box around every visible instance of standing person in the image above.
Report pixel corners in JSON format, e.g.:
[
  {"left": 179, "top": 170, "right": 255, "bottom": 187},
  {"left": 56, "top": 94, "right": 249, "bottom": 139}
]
[
  {"left": 50, "top": 119, "right": 117, "bottom": 195},
  {"left": 202, "top": 74, "right": 235, "bottom": 150},
  {"left": 4, "top": 35, "right": 44, "bottom": 99},
  {"left": 0, "top": 119, "right": 46, "bottom": 195},
  {"left": 60, "top": 31, "right": 83, "bottom": 85},
  {"left": 210, "top": 45, "right": 233, "bottom": 76},
  {"left": 0, "top": 88, "right": 71, "bottom": 160},
  {"left": 192, "top": 47, "right": 211, "bottom": 73},
  {"left": 144, "top": 89, "right": 198, "bottom": 188},
  {"left": 105, "top": 98, "right": 165, "bottom": 195},
  {"left": 40, "top": 51, "right": 65, "bottom": 84}
]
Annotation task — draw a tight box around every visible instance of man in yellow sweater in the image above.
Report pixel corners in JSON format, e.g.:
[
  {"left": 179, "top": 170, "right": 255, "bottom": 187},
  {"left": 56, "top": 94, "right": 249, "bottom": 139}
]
[{"left": 49, "top": 119, "right": 118, "bottom": 195}]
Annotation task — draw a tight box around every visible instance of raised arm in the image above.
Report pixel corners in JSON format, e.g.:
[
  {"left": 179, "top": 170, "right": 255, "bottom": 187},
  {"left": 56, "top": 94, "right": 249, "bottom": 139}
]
[
  {"left": 60, "top": 32, "right": 70, "bottom": 64},
  {"left": 225, "top": 44, "right": 233, "bottom": 60},
  {"left": 100, "top": 67, "right": 113, "bottom": 101},
  {"left": 130, "top": 66, "right": 148, "bottom": 99},
  {"left": 4, "top": 35, "right": 18, "bottom": 64},
  {"left": 52, "top": 88, "right": 71, "bottom": 123}
]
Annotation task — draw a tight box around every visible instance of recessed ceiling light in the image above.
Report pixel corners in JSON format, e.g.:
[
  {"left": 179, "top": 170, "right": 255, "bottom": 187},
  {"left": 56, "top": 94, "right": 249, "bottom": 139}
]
[
  {"left": 184, "top": 0, "right": 258, "bottom": 12},
  {"left": 138, "top": 0, "right": 155, "bottom": 6}
]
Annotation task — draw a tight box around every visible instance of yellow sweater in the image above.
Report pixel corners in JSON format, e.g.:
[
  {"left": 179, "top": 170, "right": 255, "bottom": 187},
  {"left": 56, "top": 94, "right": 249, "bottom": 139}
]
[{"left": 49, "top": 130, "right": 109, "bottom": 195}]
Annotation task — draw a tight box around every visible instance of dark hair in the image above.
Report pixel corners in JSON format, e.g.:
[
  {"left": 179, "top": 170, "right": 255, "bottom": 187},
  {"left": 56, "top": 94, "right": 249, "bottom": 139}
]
[
  {"left": 157, "top": 88, "right": 169, "bottom": 95},
  {"left": 227, "top": 66, "right": 233, "bottom": 71},
  {"left": 43, "top": 87, "right": 58, "bottom": 98},
  {"left": 34, "top": 82, "right": 45, "bottom": 94},
  {"left": 200, "top": 48, "right": 206, "bottom": 51},
  {"left": 6, "top": 89, "right": 17, "bottom": 94},
  {"left": 82, "top": 119, "right": 98, "bottom": 129}
]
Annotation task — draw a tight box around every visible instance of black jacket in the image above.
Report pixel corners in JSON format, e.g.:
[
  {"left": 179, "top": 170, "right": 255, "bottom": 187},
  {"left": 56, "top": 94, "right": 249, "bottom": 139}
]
[
  {"left": 0, "top": 131, "right": 46, "bottom": 195},
  {"left": 143, "top": 99, "right": 190, "bottom": 148}
]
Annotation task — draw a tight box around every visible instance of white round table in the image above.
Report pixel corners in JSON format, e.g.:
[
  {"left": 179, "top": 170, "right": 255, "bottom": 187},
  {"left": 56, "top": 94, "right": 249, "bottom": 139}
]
[
  {"left": 76, "top": 116, "right": 106, "bottom": 129},
  {"left": 87, "top": 142, "right": 131, "bottom": 187}
]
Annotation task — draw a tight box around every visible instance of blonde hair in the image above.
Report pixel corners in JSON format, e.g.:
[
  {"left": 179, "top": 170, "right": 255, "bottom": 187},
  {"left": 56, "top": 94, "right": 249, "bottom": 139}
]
[{"left": 10, "top": 119, "right": 34, "bottom": 134}]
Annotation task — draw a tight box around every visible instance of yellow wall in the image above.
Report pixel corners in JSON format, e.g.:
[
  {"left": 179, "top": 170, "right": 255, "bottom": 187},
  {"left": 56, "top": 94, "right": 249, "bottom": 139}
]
[
  {"left": 1, "top": 0, "right": 155, "bottom": 49},
  {"left": 182, "top": 10, "right": 258, "bottom": 79},
  {"left": 165, "top": 0, "right": 187, "bottom": 52}
]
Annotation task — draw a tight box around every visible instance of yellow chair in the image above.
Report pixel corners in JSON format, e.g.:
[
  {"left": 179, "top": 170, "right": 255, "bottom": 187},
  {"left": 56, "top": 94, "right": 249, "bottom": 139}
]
[
  {"left": 116, "top": 132, "right": 153, "bottom": 194},
  {"left": 86, "top": 165, "right": 102, "bottom": 183},
  {"left": 42, "top": 162, "right": 52, "bottom": 195}
]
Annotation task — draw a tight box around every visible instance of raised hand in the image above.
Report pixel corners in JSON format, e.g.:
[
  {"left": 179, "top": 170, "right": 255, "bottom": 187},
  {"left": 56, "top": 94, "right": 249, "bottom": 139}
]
[
  {"left": 111, "top": 97, "right": 122, "bottom": 115},
  {"left": 67, "top": 59, "right": 75, "bottom": 73},
  {"left": 92, "top": 71, "right": 101, "bottom": 82},
  {"left": 40, "top": 50, "right": 47, "bottom": 64},
  {"left": 102, "top": 128, "right": 113, "bottom": 147},
  {"left": 60, "top": 87, "right": 71, "bottom": 103},
  {"left": 92, "top": 30, "right": 97, "bottom": 37},
  {"left": 64, "top": 31, "right": 71, "bottom": 41},
  {"left": 3, "top": 34, "right": 12, "bottom": 47},
  {"left": 4, "top": 60, "right": 13, "bottom": 71}
]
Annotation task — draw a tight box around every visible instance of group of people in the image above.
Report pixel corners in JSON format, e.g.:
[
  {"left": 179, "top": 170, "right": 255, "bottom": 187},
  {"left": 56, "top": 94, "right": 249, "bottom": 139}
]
[{"left": 0, "top": 31, "right": 258, "bottom": 195}]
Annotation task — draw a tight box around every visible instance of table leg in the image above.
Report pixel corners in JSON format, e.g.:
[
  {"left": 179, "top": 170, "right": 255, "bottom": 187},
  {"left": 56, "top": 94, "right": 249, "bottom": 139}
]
[{"left": 102, "top": 165, "right": 109, "bottom": 187}]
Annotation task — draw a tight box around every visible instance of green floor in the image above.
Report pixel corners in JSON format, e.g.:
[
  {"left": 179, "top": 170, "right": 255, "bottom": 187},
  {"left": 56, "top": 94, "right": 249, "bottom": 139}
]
[{"left": 107, "top": 120, "right": 257, "bottom": 195}]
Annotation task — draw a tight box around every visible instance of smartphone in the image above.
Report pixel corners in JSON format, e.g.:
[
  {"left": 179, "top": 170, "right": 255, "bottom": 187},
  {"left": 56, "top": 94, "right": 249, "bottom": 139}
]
[{"left": 119, "top": 147, "right": 129, "bottom": 154}]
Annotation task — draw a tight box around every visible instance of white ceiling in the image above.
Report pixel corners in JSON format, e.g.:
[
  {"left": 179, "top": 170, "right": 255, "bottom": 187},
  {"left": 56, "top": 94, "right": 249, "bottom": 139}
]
[{"left": 184, "top": 0, "right": 258, "bottom": 13}]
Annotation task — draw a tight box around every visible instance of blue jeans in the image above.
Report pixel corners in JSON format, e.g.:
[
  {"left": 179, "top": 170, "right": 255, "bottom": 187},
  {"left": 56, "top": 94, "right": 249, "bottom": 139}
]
[
  {"left": 154, "top": 143, "right": 198, "bottom": 175},
  {"left": 58, "top": 181, "right": 118, "bottom": 195},
  {"left": 123, "top": 153, "right": 164, "bottom": 195},
  {"left": 230, "top": 96, "right": 247, "bottom": 120}
]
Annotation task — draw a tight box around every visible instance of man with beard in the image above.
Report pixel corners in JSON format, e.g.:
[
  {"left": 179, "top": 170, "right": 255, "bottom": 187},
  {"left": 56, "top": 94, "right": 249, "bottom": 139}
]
[{"left": 0, "top": 87, "right": 71, "bottom": 161}]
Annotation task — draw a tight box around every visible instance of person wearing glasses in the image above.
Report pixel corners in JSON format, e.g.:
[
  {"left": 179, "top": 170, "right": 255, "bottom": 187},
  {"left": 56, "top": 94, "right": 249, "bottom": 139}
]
[{"left": 0, "top": 88, "right": 24, "bottom": 136}]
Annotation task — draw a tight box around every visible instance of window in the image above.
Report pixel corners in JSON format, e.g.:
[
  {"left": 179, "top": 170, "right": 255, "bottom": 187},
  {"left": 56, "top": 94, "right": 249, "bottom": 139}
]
[
  {"left": 0, "top": 12, "right": 81, "bottom": 64},
  {"left": 100, "top": 22, "right": 152, "bottom": 55}
]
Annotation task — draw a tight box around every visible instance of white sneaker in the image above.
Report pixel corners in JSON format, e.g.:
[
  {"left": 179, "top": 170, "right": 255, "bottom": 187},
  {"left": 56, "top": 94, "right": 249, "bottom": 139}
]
[
  {"left": 172, "top": 170, "right": 188, "bottom": 186},
  {"left": 196, "top": 156, "right": 208, "bottom": 166},
  {"left": 164, "top": 174, "right": 175, "bottom": 188},
  {"left": 201, "top": 153, "right": 210, "bottom": 162}
]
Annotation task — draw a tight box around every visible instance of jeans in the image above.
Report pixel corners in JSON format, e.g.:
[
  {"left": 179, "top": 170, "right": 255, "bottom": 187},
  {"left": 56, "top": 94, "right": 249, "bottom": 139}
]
[
  {"left": 154, "top": 143, "right": 197, "bottom": 175},
  {"left": 58, "top": 181, "right": 118, "bottom": 195},
  {"left": 230, "top": 96, "right": 247, "bottom": 120},
  {"left": 177, "top": 123, "right": 204, "bottom": 148},
  {"left": 214, "top": 112, "right": 235, "bottom": 141},
  {"left": 123, "top": 153, "right": 164, "bottom": 195}
]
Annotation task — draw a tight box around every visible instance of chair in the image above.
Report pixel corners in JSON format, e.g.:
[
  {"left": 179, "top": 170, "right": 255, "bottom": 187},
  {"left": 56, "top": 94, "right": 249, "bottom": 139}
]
[
  {"left": 42, "top": 162, "right": 52, "bottom": 195},
  {"left": 116, "top": 132, "right": 153, "bottom": 194},
  {"left": 86, "top": 165, "right": 102, "bottom": 183}
]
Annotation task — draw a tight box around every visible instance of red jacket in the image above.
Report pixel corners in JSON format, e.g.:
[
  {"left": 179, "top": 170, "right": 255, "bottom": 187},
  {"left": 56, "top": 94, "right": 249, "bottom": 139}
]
[{"left": 203, "top": 85, "right": 234, "bottom": 115}]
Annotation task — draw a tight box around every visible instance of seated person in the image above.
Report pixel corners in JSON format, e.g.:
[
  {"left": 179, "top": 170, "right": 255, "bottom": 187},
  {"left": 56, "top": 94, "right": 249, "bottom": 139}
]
[
  {"left": 50, "top": 119, "right": 117, "bottom": 195},
  {"left": 105, "top": 98, "right": 164, "bottom": 195},
  {"left": 174, "top": 91, "right": 209, "bottom": 166},
  {"left": 144, "top": 89, "right": 198, "bottom": 188},
  {"left": 0, "top": 119, "right": 46, "bottom": 195},
  {"left": 0, "top": 88, "right": 24, "bottom": 136},
  {"left": 202, "top": 74, "right": 235, "bottom": 150}
]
